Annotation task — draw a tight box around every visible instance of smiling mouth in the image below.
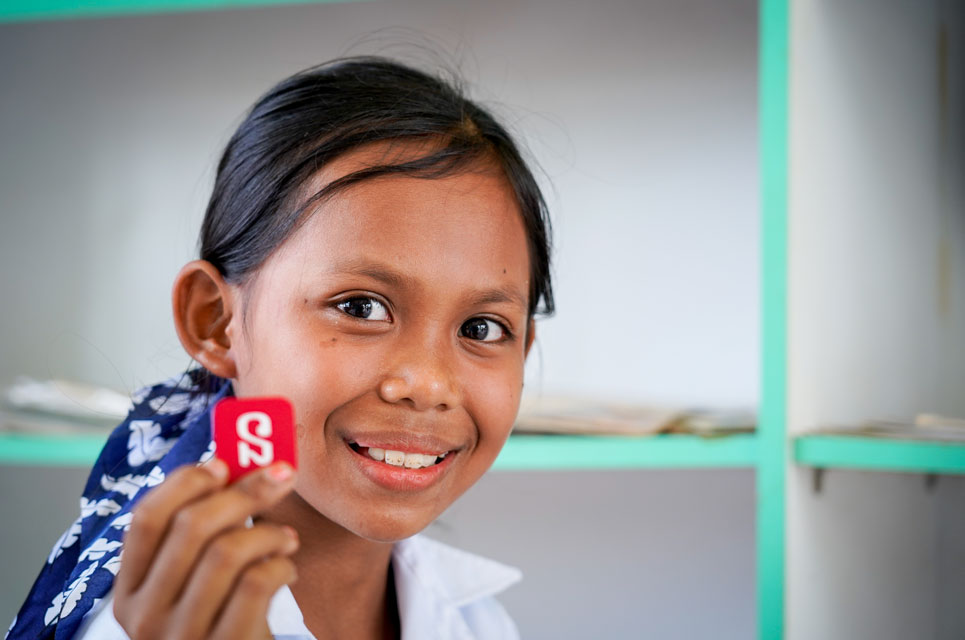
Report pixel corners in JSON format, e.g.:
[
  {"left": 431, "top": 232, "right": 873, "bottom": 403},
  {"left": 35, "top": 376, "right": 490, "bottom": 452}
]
[{"left": 347, "top": 441, "right": 450, "bottom": 469}]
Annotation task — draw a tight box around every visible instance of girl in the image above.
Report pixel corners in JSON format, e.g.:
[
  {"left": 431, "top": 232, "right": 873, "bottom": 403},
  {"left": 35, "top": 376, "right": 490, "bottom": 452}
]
[{"left": 8, "top": 57, "right": 553, "bottom": 640}]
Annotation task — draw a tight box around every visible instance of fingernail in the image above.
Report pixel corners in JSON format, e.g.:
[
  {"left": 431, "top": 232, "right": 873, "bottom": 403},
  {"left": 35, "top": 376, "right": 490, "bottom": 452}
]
[
  {"left": 283, "top": 526, "right": 299, "bottom": 545},
  {"left": 266, "top": 462, "right": 294, "bottom": 483}
]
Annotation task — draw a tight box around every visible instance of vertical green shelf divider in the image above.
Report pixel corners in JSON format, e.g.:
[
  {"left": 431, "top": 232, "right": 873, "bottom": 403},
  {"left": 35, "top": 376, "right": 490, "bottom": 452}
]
[{"left": 758, "top": 0, "right": 789, "bottom": 637}]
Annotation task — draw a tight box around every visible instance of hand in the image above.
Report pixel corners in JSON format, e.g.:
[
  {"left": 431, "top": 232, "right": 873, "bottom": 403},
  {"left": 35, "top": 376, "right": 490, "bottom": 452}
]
[{"left": 113, "top": 459, "right": 299, "bottom": 640}]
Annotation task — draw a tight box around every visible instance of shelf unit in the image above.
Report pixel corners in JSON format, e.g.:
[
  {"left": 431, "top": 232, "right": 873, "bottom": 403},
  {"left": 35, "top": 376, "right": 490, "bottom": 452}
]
[
  {"left": 795, "top": 435, "right": 965, "bottom": 476},
  {"left": 784, "top": 0, "right": 965, "bottom": 638},
  {"left": 0, "top": 431, "right": 760, "bottom": 469},
  {"left": 0, "top": 1, "right": 785, "bottom": 637},
  {"left": 2, "top": 1, "right": 963, "bottom": 638}
]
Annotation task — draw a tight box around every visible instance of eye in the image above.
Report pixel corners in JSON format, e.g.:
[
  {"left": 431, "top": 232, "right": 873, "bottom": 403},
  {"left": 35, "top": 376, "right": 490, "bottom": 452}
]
[
  {"left": 460, "top": 318, "right": 507, "bottom": 343},
  {"left": 336, "top": 297, "right": 390, "bottom": 321}
]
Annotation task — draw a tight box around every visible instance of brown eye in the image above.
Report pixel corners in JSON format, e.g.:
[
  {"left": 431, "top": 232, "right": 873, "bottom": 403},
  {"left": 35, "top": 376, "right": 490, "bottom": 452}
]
[
  {"left": 337, "top": 297, "right": 389, "bottom": 321},
  {"left": 460, "top": 318, "right": 506, "bottom": 342}
]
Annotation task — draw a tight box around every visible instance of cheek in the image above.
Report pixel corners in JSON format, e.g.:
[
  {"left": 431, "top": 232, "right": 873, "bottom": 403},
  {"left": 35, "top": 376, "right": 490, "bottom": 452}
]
[
  {"left": 286, "top": 342, "right": 385, "bottom": 425},
  {"left": 467, "top": 360, "right": 525, "bottom": 445}
]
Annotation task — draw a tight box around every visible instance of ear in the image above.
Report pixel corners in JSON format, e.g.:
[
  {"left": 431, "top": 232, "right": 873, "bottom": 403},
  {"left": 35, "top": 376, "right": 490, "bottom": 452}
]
[
  {"left": 171, "top": 260, "right": 240, "bottom": 379},
  {"left": 524, "top": 318, "right": 536, "bottom": 358}
]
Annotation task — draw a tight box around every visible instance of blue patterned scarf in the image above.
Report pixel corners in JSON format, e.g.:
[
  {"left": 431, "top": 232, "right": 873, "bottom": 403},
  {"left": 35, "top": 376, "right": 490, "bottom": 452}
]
[{"left": 6, "top": 369, "right": 232, "bottom": 640}]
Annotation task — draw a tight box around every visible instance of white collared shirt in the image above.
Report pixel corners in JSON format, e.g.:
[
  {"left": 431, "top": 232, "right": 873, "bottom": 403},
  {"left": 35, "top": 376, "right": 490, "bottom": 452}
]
[{"left": 75, "top": 535, "right": 521, "bottom": 640}]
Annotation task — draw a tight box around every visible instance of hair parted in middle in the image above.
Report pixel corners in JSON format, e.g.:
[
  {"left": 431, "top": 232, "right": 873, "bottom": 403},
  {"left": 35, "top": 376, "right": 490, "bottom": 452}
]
[{"left": 200, "top": 56, "right": 554, "bottom": 318}]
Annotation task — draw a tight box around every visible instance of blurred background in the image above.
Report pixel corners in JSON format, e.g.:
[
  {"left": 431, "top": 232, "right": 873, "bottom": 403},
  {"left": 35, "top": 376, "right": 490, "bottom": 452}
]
[
  {"left": 0, "top": 1, "right": 760, "bottom": 636},
  {"left": 1, "top": 0, "right": 962, "bottom": 638},
  {"left": 0, "top": 0, "right": 761, "bottom": 404}
]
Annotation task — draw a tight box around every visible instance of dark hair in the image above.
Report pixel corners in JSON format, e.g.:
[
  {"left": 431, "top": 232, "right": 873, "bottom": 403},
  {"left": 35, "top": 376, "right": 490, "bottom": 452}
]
[{"left": 199, "top": 56, "right": 554, "bottom": 317}]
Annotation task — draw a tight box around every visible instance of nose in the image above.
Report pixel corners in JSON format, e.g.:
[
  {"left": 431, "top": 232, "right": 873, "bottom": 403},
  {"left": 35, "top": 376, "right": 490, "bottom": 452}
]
[{"left": 377, "top": 334, "right": 460, "bottom": 412}]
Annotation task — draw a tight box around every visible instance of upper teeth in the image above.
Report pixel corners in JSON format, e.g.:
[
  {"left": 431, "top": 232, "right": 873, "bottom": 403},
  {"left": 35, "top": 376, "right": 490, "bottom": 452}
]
[{"left": 367, "top": 447, "right": 445, "bottom": 469}]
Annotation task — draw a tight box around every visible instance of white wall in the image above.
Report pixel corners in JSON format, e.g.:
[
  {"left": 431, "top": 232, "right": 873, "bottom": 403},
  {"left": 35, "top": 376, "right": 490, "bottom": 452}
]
[
  {"left": 0, "top": 0, "right": 760, "bottom": 407},
  {"left": 430, "top": 469, "right": 756, "bottom": 639},
  {"left": 788, "top": 0, "right": 965, "bottom": 637},
  {"left": 0, "top": 0, "right": 760, "bottom": 636}
]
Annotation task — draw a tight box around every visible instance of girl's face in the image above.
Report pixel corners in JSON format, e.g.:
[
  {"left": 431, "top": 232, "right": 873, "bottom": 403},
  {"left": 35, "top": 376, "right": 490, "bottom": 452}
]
[{"left": 226, "top": 145, "right": 533, "bottom": 542}]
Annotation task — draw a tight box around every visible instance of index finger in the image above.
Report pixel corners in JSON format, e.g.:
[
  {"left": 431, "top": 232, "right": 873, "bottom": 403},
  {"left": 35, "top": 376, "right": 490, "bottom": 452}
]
[
  {"left": 131, "top": 461, "right": 297, "bottom": 611},
  {"left": 116, "top": 459, "right": 229, "bottom": 595}
]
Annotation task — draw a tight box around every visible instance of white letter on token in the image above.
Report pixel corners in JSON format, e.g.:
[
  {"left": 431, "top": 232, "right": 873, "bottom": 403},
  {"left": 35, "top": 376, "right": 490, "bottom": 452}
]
[{"left": 236, "top": 411, "right": 274, "bottom": 467}]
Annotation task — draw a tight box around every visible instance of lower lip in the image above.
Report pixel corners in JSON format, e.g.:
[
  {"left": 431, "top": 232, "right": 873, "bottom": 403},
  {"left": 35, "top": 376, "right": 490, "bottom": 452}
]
[{"left": 346, "top": 442, "right": 456, "bottom": 492}]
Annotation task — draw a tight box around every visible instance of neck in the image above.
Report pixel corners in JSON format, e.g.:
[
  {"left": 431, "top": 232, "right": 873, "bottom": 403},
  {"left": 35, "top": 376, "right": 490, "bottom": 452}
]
[{"left": 260, "top": 492, "right": 400, "bottom": 640}]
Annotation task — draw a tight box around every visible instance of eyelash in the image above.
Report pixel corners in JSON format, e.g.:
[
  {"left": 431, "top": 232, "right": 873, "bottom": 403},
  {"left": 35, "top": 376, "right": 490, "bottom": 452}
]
[
  {"left": 460, "top": 317, "right": 513, "bottom": 343},
  {"left": 335, "top": 296, "right": 390, "bottom": 322},
  {"left": 333, "top": 296, "right": 514, "bottom": 343}
]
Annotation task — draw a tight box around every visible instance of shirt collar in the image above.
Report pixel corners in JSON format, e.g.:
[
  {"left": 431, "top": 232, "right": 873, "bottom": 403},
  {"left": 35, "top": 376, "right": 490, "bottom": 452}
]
[
  {"left": 392, "top": 534, "right": 521, "bottom": 609},
  {"left": 265, "top": 534, "right": 521, "bottom": 638}
]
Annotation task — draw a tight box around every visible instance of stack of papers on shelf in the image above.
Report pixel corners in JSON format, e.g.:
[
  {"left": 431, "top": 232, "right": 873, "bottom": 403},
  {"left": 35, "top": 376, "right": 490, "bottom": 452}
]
[
  {"left": 514, "top": 397, "right": 680, "bottom": 435},
  {"left": 0, "top": 377, "right": 130, "bottom": 435},
  {"left": 665, "top": 408, "right": 758, "bottom": 437},
  {"left": 811, "top": 414, "right": 965, "bottom": 443},
  {"left": 513, "top": 396, "right": 756, "bottom": 437}
]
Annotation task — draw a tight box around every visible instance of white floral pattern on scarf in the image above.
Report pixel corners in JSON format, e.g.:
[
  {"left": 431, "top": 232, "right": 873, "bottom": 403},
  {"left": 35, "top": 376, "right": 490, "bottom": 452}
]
[{"left": 6, "top": 369, "right": 231, "bottom": 640}]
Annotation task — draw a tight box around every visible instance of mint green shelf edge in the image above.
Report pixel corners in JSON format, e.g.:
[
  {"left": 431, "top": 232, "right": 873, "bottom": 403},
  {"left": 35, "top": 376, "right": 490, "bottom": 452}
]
[
  {"left": 493, "top": 433, "right": 758, "bottom": 471},
  {"left": 0, "top": 432, "right": 759, "bottom": 469},
  {"left": 758, "top": 0, "right": 789, "bottom": 638},
  {"left": 0, "top": 0, "right": 353, "bottom": 23},
  {"left": 795, "top": 435, "right": 965, "bottom": 475},
  {"left": 0, "top": 433, "right": 110, "bottom": 466}
]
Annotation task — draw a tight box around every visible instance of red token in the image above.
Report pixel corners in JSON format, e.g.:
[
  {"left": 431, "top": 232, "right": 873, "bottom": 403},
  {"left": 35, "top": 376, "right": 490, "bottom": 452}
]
[{"left": 212, "top": 397, "right": 297, "bottom": 483}]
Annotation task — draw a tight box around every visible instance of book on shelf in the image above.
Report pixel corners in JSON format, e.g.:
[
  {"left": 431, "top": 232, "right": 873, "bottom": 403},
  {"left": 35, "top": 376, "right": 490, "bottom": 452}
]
[
  {"left": 810, "top": 414, "right": 965, "bottom": 443},
  {"left": 0, "top": 409, "right": 117, "bottom": 436},
  {"left": 513, "top": 396, "right": 756, "bottom": 437},
  {"left": 1, "top": 377, "right": 128, "bottom": 436}
]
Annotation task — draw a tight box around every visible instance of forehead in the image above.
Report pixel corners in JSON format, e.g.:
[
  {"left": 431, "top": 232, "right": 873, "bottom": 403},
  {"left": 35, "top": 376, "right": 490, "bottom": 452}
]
[{"left": 264, "top": 142, "right": 531, "bottom": 297}]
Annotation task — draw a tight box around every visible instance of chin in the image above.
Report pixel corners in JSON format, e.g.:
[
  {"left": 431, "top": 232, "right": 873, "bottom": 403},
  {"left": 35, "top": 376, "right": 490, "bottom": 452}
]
[
  {"left": 342, "top": 509, "right": 438, "bottom": 543},
  {"left": 296, "top": 488, "right": 442, "bottom": 544}
]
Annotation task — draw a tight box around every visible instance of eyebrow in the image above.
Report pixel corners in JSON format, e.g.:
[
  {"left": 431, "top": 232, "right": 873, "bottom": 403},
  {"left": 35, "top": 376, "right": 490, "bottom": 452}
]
[
  {"left": 466, "top": 286, "right": 528, "bottom": 310},
  {"left": 331, "top": 259, "right": 413, "bottom": 290},
  {"left": 330, "top": 259, "right": 528, "bottom": 310}
]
